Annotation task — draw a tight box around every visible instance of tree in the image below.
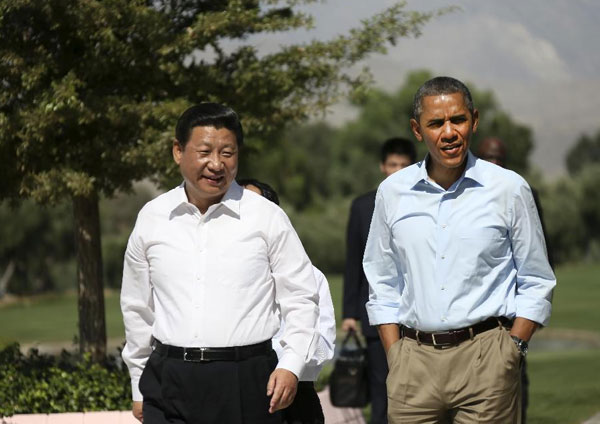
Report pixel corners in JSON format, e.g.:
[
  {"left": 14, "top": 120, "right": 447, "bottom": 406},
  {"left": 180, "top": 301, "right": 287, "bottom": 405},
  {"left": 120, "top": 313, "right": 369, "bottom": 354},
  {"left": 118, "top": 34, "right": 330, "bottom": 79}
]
[
  {"left": 0, "top": 0, "right": 440, "bottom": 359},
  {"left": 576, "top": 164, "right": 600, "bottom": 257},
  {"left": 262, "top": 70, "right": 537, "bottom": 204},
  {"left": 566, "top": 129, "right": 600, "bottom": 175}
]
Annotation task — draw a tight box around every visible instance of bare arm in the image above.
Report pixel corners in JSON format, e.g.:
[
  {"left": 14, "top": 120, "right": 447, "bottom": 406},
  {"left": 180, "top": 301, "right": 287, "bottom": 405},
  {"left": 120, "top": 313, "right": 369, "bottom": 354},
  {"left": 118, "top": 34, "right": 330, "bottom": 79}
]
[
  {"left": 377, "top": 323, "right": 401, "bottom": 354},
  {"left": 510, "top": 317, "right": 538, "bottom": 342}
]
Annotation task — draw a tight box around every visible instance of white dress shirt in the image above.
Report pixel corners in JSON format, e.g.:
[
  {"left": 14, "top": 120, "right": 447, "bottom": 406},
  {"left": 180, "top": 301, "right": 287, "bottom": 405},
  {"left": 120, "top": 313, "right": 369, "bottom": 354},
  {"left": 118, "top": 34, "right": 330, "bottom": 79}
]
[
  {"left": 272, "top": 266, "right": 336, "bottom": 382},
  {"left": 364, "top": 152, "right": 555, "bottom": 332},
  {"left": 121, "top": 182, "right": 319, "bottom": 400}
]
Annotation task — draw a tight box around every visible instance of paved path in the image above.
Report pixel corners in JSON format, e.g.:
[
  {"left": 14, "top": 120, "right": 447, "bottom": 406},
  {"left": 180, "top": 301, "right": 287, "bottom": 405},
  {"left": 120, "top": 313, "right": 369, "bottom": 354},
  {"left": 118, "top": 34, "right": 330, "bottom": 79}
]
[{"left": 583, "top": 412, "right": 600, "bottom": 424}]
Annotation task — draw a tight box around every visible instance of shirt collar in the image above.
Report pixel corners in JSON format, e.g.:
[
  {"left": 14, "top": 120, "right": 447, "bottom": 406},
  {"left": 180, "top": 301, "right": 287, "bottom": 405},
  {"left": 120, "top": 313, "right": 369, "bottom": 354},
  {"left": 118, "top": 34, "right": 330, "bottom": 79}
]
[
  {"left": 410, "top": 150, "right": 484, "bottom": 190},
  {"left": 169, "top": 181, "right": 242, "bottom": 218}
]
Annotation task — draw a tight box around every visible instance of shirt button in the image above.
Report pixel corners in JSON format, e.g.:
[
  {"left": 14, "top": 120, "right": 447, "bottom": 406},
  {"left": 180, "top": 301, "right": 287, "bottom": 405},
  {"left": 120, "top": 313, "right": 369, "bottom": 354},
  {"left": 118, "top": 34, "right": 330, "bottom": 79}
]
[
  {"left": 441, "top": 287, "right": 445, "bottom": 290},
  {"left": 442, "top": 224, "right": 447, "bottom": 228},
  {"left": 441, "top": 317, "right": 447, "bottom": 322},
  {"left": 441, "top": 255, "right": 445, "bottom": 259}
]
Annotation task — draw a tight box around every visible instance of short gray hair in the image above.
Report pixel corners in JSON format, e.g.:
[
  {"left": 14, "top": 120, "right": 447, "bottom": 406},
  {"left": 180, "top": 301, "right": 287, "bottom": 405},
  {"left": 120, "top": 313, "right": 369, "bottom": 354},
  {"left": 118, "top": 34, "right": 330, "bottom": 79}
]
[{"left": 412, "top": 76, "right": 474, "bottom": 122}]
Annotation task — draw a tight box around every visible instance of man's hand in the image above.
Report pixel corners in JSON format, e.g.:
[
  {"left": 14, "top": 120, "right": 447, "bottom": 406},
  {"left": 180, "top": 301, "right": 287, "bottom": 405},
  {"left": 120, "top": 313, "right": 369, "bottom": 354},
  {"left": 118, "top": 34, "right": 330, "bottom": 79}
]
[
  {"left": 132, "top": 400, "right": 143, "bottom": 422},
  {"left": 342, "top": 318, "right": 359, "bottom": 333},
  {"left": 377, "top": 323, "right": 400, "bottom": 354},
  {"left": 266, "top": 368, "right": 298, "bottom": 413}
]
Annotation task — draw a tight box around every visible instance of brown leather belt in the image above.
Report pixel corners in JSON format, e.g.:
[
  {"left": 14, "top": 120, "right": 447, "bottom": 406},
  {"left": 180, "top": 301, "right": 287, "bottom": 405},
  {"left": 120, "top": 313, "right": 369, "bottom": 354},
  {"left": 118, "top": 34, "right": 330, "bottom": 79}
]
[
  {"left": 400, "top": 317, "right": 511, "bottom": 348},
  {"left": 153, "top": 339, "right": 272, "bottom": 362}
]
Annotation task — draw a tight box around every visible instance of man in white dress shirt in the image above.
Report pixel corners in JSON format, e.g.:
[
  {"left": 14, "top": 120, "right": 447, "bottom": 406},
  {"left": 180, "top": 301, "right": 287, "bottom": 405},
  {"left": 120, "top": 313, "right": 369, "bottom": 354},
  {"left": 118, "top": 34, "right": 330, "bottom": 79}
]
[{"left": 120, "top": 103, "right": 320, "bottom": 424}]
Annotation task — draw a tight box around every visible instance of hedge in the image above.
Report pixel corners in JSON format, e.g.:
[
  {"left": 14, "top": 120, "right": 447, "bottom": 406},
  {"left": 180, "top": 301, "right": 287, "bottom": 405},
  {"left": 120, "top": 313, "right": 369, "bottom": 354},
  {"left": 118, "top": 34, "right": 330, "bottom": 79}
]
[{"left": 0, "top": 344, "right": 131, "bottom": 417}]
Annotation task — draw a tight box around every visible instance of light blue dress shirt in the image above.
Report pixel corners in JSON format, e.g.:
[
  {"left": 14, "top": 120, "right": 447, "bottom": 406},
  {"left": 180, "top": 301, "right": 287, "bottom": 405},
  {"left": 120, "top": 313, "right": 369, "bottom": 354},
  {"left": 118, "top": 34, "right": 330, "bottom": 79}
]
[{"left": 363, "top": 151, "right": 556, "bottom": 332}]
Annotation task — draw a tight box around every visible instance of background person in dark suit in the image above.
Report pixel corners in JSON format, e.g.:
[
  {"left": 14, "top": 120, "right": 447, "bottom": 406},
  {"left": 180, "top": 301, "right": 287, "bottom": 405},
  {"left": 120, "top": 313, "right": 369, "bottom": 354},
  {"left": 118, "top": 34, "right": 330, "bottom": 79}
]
[{"left": 342, "top": 137, "right": 417, "bottom": 424}]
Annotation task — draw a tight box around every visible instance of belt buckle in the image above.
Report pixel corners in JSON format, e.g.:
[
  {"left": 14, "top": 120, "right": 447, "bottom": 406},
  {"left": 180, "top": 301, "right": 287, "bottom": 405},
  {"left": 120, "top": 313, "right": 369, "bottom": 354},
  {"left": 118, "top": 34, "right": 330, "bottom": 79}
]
[
  {"left": 431, "top": 332, "right": 452, "bottom": 347},
  {"left": 183, "top": 347, "right": 209, "bottom": 362}
]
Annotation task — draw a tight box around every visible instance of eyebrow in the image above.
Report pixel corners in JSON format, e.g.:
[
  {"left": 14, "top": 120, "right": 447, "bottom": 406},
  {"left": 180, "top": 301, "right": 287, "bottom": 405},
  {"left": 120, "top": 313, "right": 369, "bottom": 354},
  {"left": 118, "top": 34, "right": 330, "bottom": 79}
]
[{"left": 426, "top": 113, "right": 468, "bottom": 125}]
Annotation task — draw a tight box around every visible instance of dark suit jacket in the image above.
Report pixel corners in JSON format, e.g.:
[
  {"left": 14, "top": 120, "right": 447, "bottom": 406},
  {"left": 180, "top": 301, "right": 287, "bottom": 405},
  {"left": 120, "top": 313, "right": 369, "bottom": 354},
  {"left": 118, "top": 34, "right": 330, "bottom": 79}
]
[{"left": 343, "top": 190, "right": 379, "bottom": 338}]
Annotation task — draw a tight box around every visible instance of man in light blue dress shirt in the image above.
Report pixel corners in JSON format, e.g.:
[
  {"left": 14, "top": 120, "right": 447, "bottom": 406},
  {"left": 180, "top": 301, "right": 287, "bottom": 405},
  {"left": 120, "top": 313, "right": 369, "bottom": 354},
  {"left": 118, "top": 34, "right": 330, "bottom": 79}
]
[{"left": 363, "top": 76, "right": 556, "bottom": 423}]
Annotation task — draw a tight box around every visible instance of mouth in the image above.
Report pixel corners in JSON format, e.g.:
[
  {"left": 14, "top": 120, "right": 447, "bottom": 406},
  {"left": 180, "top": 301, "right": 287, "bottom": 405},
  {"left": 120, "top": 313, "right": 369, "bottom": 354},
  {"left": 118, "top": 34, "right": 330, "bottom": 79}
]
[
  {"left": 202, "top": 175, "right": 224, "bottom": 186},
  {"left": 440, "top": 143, "right": 462, "bottom": 156}
]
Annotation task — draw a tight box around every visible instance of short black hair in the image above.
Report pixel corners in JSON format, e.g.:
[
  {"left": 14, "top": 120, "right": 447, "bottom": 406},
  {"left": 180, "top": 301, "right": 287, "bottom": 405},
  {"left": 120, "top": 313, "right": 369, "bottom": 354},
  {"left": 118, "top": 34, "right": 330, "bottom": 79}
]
[
  {"left": 237, "top": 178, "right": 280, "bottom": 205},
  {"left": 412, "top": 76, "right": 474, "bottom": 122},
  {"left": 380, "top": 137, "right": 417, "bottom": 164},
  {"left": 175, "top": 102, "right": 244, "bottom": 148}
]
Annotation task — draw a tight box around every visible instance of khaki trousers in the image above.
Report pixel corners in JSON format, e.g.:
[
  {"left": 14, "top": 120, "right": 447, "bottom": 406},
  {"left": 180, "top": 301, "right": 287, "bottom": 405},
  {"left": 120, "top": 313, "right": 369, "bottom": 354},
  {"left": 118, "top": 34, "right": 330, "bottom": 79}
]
[{"left": 386, "top": 326, "right": 521, "bottom": 424}]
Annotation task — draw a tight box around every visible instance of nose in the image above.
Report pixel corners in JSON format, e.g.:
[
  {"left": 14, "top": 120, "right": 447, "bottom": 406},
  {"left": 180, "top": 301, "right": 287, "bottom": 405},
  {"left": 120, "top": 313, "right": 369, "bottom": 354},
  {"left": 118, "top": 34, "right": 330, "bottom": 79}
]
[
  {"left": 207, "top": 153, "right": 224, "bottom": 171},
  {"left": 441, "top": 121, "right": 457, "bottom": 142}
]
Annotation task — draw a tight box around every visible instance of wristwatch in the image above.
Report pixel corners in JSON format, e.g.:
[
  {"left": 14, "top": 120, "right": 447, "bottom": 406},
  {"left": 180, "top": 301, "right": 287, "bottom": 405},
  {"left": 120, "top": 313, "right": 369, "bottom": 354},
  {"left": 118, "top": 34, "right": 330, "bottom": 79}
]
[{"left": 510, "top": 335, "right": 529, "bottom": 357}]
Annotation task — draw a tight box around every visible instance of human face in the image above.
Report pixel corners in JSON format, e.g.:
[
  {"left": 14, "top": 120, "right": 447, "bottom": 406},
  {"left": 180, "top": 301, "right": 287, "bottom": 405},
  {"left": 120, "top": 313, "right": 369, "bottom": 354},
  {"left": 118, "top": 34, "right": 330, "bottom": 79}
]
[
  {"left": 478, "top": 139, "right": 506, "bottom": 167},
  {"left": 173, "top": 126, "right": 238, "bottom": 213},
  {"left": 410, "top": 92, "right": 478, "bottom": 188},
  {"left": 380, "top": 153, "right": 413, "bottom": 177}
]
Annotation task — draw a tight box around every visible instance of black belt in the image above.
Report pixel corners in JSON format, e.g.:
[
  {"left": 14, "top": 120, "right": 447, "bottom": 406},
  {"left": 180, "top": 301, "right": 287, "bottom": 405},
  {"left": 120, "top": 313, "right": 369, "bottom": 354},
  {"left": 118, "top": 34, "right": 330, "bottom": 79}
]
[
  {"left": 400, "top": 317, "right": 511, "bottom": 348},
  {"left": 153, "top": 339, "right": 272, "bottom": 362}
]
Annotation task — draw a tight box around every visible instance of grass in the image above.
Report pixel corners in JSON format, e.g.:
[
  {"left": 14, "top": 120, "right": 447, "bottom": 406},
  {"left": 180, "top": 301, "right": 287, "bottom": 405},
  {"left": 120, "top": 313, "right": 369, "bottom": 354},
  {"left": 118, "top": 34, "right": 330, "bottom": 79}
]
[
  {"left": 548, "top": 262, "right": 600, "bottom": 333},
  {"left": 1, "top": 263, "right": 599, "bottom": 422},
  {"left": 527, "top": 349, "right": 600, "bottom": 424},
  {"left": 0, "top": 290, "right": 125, "bottom": 347}
]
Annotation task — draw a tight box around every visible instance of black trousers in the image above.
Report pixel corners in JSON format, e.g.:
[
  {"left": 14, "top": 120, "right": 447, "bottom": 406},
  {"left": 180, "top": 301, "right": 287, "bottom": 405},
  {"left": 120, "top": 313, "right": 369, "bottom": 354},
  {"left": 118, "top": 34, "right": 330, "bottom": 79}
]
[
  {"left": 281, "top": 381, "right": 324, "bottom": 424},
  {"left": 367, "top": 337, "right": 388, "bottom": 424},
  {"left": 140, "top": 349, "right": 282, "bottom": 424}
]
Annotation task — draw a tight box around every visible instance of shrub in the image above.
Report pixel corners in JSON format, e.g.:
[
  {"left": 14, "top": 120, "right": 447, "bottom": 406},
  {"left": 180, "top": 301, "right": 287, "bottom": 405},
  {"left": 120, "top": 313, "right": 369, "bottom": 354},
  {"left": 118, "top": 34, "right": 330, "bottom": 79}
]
[{"left": 0, "top": 344, "right": 131, "bottom": 417}]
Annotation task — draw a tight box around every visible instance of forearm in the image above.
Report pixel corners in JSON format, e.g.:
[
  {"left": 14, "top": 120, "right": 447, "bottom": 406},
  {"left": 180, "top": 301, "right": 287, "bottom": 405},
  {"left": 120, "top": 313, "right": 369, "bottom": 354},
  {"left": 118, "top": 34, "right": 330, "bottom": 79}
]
[
  {"left": 510, "top": 317, "right": 538, "bottom": 342},
  {"left": 377, "top": 323, "right": 400, "bottom": 354}
]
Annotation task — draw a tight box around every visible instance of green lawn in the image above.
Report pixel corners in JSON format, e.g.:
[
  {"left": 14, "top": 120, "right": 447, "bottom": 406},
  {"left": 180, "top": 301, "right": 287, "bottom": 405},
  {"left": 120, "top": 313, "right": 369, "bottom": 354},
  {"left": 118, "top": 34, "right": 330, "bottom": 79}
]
[
  {"left": 0, "top": 291, "right": 125, "bottom": 347},
  {"left": 1, "top": 263, "right": 599, "bottom": 422},
  {"left": 548, "top": 262, "right": 600, "bottom": 333},
  {"left": 527, "top": 349, "right": 600, "bottom": 424}
]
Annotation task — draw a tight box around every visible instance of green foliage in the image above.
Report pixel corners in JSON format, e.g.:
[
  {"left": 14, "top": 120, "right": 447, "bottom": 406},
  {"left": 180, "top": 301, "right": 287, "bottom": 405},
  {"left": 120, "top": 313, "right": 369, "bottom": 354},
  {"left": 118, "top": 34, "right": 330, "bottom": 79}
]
[
  {"left": 0, "top": 200, "right": 74, "bottom": 294},
  {"left": 0, "top": 1, "right": 440, "bottom": 354},
  {"left": 539, "top": 178, "right": 586, "bottom": 264},
  {"left": 242, "top": 71, "right": 539, "bottom": 270},
  {"left": 286, "top": 198, "right": 351, "bottom": 273},
  {"left": 0, "top": 0, "right": 440, "bottom": 201},
  {"left": 576, "top": 164, "right": 600, "bottom": 245},
  {"left": 0, "top": 185, "right": 154, "bottom": 296},
  {"left": 0, "top": 343, "right": 131, "bottom": 416},
  {"left": 566, "top": 129, "right": 600, "bottom": 176},
  {"left": 539, "top": 163, "right": 600, "bottom": 264}
]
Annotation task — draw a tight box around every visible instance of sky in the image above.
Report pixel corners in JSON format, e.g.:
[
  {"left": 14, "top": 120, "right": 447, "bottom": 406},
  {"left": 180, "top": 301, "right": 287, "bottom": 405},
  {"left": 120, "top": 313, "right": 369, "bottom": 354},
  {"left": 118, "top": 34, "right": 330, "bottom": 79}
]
[{"left": 247, "top": 0, "right": 600, "bottom": 178}]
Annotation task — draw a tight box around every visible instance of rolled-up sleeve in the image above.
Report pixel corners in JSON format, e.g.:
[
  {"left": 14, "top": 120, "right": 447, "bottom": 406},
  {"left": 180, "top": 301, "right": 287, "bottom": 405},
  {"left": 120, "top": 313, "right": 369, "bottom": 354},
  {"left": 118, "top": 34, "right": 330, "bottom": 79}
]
[
  {"left": 120, "top": 215, "right": 154, "bottom": 401},
  {"left": 363, "top": 188, "right": 403, "bottom": 326},
  {"left": 510, "top": 181, "right": 556, "bottom": 326}
]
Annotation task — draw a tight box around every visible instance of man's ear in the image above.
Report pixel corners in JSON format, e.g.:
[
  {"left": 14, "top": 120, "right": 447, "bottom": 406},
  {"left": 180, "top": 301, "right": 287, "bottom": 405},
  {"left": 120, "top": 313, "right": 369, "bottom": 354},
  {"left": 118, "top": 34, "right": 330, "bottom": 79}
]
[
  {"left": 172, "top": 139, "right": 183, "bottom": 164},
  {"left": 472, "top": 109, "right": 480, "bottom": 133},
  {"left": 410, "top": 118, "right": 423, "bottom": 142}
]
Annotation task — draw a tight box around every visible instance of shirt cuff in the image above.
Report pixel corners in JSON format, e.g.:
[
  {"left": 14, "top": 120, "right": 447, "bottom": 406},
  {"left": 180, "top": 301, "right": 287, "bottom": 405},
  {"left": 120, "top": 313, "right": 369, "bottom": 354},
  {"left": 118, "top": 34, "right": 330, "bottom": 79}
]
[
  {"left": 366, "top": 302, "right": 399, "bottom": 326},
  {"left": 516, "top": 295, "right": 553, "bottom": 327},
  {"left": 276, "top": 351, "right": 306, "bottom": 379},
  {"left": 131, "top": 377, "right": 143, "bottom": 402}
]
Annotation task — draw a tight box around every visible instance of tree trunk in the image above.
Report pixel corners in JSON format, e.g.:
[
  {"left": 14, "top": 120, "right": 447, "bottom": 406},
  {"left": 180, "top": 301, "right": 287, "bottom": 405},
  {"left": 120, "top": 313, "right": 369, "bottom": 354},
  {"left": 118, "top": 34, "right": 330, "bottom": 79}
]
[
  {"left": 0, "top": 259, "right": 15, "bottom": 298},
  {"left": 73, "top": 192, "right": 106, "bottom": 362}
]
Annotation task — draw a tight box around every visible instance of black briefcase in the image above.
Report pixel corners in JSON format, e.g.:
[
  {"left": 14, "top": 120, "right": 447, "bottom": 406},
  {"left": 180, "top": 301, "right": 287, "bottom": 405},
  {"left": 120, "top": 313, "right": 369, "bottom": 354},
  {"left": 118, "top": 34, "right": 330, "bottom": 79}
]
[{"left": 329, "top": 329, "right": 370, "bottom": 407}]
